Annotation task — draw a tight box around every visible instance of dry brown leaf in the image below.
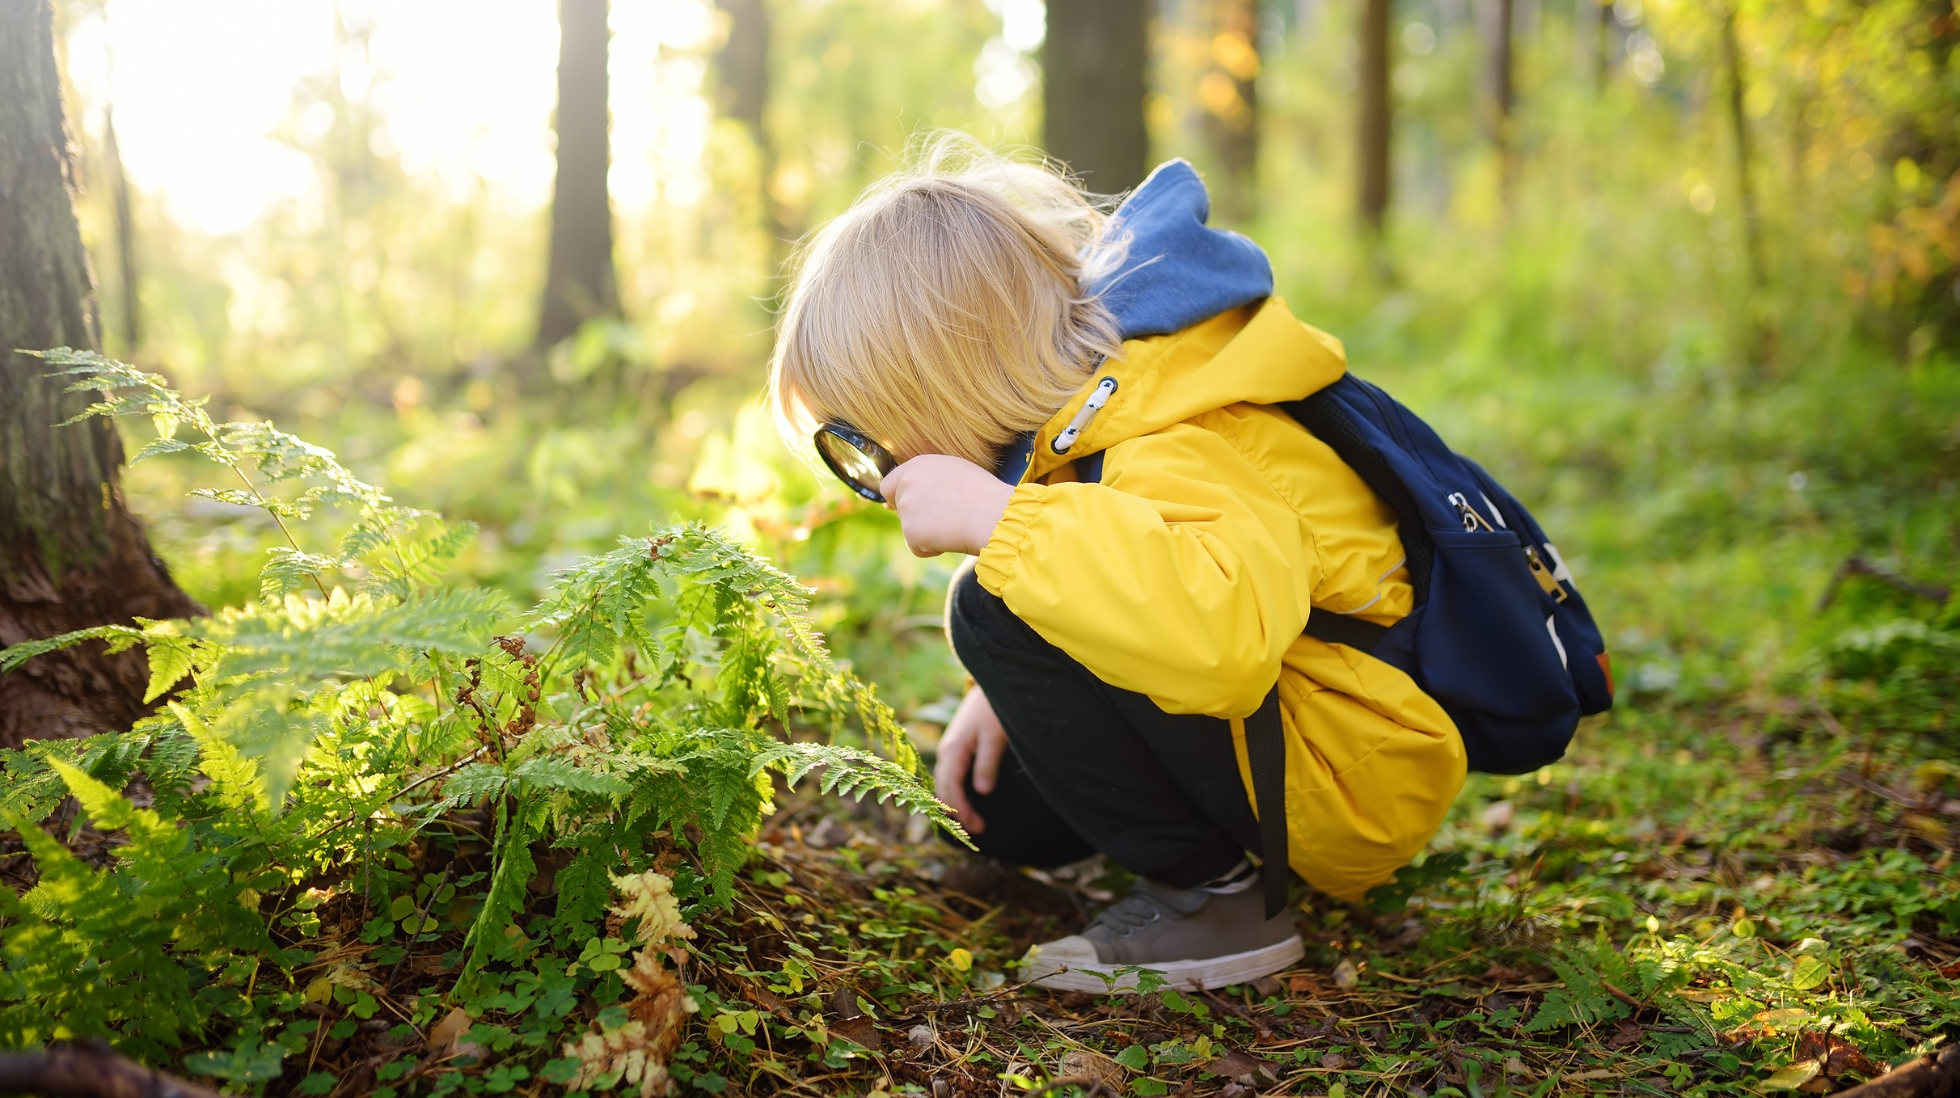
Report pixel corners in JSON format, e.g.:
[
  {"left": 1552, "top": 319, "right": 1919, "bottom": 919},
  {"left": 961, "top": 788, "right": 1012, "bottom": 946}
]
[
  {"left": 562, "top": 873, "right": 701, "bottom": 1098},
  {"left": 1203, "top": 1047, "right": 1273, "bottom": 1084},
  {"left": 1286, "top": 973, "right": 1322, "bottom": 995},
  {"left": 1795, "top": 1032, "right": 1881, "bottom": 1079},
  {"left": 832, "top": 1015, "right": 883, "bottom": 1054},
  {"left": 428, "top": 1007, "right": 474, "bottom": 1052},
  {"left": 1059, "top": 1048, "right": 1122, "bottom": 1090}
]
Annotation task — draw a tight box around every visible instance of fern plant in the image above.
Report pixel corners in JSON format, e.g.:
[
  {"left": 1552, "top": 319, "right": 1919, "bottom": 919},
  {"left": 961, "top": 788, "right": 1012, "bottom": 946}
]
[{"left": 0, "top": 351, "right": 958, "bottom": 1067}]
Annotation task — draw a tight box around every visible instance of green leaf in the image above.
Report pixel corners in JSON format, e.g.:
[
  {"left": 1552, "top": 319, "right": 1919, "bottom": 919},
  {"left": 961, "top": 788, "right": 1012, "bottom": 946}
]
[
  {"left": 1790, "top": 955, "right": 1831, "bottom": 991},
  {"left": 1114, "top": 1045, "right": 1150, "bottom": 1071}
]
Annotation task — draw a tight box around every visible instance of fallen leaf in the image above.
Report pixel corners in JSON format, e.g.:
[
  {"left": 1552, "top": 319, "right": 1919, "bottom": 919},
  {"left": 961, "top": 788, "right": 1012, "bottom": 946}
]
[
  {"left": 1761, "top": 1060, "right": 1823, "bottom": 1090},
  {"left": 1287, "top": 973, "right": 1322, "bottom": 995},
  {"left": 1203, "top": 1048, "right": 1274, "bottom": 1084},
  {"left": 1795, "top": 1033, "right": 1881, "bottom": 1079},
  {"left": 1059, "top": 1048, "right": 1122, "bottom": 1090},
  {"left": 428, "top": 1007, "right": 474, "bottom": 1052},
  {"left": 832, "top": 1015, "right": 883, "bottom": 1053},
  {"left": 1481, "top": 800, "right": 1516, "bottom": 831},
  {"left": 1320, "top": 1052, "right": 1347, "bottom": 1071},
  {"left": 1606, "top": 1022, "right": 1645, "bottom": 1050},
  {"left": 1332, "top": 958, "right": 1359, "bottom": 988}
]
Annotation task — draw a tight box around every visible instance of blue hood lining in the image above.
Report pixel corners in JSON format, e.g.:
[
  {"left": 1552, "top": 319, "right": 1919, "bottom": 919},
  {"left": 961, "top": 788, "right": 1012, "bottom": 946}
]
[{"left": 995, "top": 160, "right": 1274, "bottom": 483}]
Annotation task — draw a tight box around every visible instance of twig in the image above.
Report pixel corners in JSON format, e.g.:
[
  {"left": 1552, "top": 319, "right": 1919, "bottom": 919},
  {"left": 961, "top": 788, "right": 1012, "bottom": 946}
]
[
  {"left": 1818, "top": 554, "right": 1950, "bottom": 611},
  {"left": 0, "top": 1041, "right": 225, "bottom": 1098},
  {"left": 388, "top": 862, "right": 456, "bottom": 990},
  {"left": 892, "top": 974, "right": 1045, "bottom": 1018},
  {"left": 1600, "top": 980, "right": 1645, "bottom": 1011},
  {"left": 310, "top": 744, "right": 497, "bottom": 842}
]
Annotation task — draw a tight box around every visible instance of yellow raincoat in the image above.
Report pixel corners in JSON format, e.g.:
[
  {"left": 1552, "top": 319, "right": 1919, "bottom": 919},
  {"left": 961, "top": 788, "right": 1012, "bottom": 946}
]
[{"left": 973, "top": 297, "right": 1466, "bottom": 902}]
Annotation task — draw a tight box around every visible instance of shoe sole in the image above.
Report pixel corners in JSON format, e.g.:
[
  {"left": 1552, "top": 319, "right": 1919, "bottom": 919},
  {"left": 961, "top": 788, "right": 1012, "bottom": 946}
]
[{"left": 1028, "top": 935, "right": 1305, "bottom": 994}]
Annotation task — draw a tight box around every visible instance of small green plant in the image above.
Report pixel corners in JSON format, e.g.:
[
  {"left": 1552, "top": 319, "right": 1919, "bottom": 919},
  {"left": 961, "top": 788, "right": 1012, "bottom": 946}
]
[{"left": 0, "top": 351, "right": 957, "bottom": 1076}]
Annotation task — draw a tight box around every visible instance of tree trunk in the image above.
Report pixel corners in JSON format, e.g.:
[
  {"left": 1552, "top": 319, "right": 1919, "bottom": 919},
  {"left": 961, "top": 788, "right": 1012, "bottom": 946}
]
[
  {"left": 1356, "top": 0, "right": 1392, "bottom": 235},
  {"left": 535, "top": 0, "right": 619, "bottom": 351},
  {"left": 1719, "top": 5, "right": 1763, "bottom": 294},
  {"left": 0, "top": 0, "right": 201, "bottom": 749},
  {"left": 1484, "top": 0, "right": 1516, "bottom": 207},
  {"left": 714, "top": 0, "right": 784, "bottom": 251},
  {"left": 1043, "top": 0, "right": 1151, "bottom": 194},
  {"left": 1573, "top": 0, "right": 1606, "bottom": 90},
  {"left": 1201, "top": 0, "right": 1261, "bottom": 222}
]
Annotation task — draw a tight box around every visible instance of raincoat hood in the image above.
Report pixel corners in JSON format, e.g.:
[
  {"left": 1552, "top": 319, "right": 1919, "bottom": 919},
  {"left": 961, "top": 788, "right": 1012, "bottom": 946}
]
[
  {"left": 1093, "top": 158, "right": 1275, "bottom": 340},
  {"left": 1005, "top": 162, "right": 1350, "bottom": 484}
]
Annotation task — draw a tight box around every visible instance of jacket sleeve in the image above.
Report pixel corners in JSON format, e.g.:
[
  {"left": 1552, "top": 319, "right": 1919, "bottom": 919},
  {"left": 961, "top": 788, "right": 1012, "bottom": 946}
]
[{"left": 973, "top": 418, "right": 1319, "bottom": 719}]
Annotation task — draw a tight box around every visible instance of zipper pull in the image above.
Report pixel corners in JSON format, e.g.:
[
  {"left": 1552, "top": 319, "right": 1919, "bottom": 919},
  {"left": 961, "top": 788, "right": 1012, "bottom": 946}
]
[
  {"left": 1524, "top": 544, "right": 1570, "bottom": 602},
  {"left": 1052, "top": 377, "right": 1118, "bottom": 455},
  {"left": 1447, "top": 492, "right": 1496, "bottom": 532}
]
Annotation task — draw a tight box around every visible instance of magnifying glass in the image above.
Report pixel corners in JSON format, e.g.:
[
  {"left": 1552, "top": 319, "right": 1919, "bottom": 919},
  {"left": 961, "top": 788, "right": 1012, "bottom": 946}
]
[{"left": 813, "top": 423, "right": 897, "bottom": 503}]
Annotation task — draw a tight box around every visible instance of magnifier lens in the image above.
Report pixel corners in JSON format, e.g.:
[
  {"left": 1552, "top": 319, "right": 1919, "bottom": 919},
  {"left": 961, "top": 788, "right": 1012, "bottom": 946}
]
[{"left": 814, "top": 427, "right": 894, "bottom": 501}]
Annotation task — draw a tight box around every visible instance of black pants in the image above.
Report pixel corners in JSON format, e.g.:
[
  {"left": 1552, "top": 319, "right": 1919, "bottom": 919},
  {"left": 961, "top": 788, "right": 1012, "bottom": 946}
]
[{"left": 945, "top": 567, "right": 1262, "bottom": 889}]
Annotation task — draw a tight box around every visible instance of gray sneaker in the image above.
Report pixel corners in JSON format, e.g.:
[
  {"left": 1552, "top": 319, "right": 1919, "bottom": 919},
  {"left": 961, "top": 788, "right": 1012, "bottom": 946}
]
[{"left": 1024, "top": 877, "right": 1303, "bottom": 992}]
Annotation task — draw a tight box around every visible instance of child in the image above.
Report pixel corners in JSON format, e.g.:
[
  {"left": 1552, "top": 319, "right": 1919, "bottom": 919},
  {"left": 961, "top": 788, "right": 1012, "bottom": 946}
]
[{"left": 769, "top": 138, "right": 1465, "bottom": 991}]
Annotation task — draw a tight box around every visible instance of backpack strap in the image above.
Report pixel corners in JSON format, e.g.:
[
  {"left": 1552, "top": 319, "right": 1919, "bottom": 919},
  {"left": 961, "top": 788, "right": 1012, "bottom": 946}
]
[
  {"left": 1302, "top": 612, "right": 1388, "bottom": 653},
  {"left": 1245, "top": 687, "right": 1290, "bottom": 919}
]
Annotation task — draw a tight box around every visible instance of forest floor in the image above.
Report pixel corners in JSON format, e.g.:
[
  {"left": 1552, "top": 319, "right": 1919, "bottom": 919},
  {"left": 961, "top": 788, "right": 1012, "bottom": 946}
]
[{"left": 271, "top": 699, "right": 1959, "bottom": 1098}]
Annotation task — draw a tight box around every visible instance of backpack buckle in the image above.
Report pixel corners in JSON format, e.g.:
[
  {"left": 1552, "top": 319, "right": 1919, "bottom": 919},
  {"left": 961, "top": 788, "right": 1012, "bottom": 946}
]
[{"left": 1523, "top": 545, "right": 1570, "bottom": 603}]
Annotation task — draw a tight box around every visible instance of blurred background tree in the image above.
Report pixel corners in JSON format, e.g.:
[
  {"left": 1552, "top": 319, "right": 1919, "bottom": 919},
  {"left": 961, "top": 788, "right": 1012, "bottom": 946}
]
[
  {"left": 535, "top": 0, "right": 621, "bottom": 352},
  {"left": 18, "top": 0, "right": 1960, "bottom": 736}
]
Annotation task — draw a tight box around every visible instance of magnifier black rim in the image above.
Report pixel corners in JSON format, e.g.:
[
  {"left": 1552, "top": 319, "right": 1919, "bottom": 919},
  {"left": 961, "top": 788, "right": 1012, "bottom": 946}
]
[{"left": 812, "top": 423, "right": 895, "bottom": 503}]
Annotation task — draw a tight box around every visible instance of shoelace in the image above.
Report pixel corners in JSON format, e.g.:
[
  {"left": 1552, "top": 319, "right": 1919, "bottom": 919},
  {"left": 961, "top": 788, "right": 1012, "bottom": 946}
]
[{"left": 1087, "top": 892, "right": 1167, "bottom": 937}]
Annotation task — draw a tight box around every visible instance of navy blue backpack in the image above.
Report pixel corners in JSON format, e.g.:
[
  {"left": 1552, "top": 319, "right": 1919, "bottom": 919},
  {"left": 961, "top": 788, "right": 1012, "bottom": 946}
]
[
  {"left": 1069, "top": 371, "right": 1615, "bottom": 916},
  {"left": 1274, "top": 374, "right": 1615, "bottom": 772}
]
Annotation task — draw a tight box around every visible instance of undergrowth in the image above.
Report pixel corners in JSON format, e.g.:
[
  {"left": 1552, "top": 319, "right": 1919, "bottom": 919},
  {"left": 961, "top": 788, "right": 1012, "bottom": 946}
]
[{"left": 0, "top": 352, "right": 955, "bottom": 1090}]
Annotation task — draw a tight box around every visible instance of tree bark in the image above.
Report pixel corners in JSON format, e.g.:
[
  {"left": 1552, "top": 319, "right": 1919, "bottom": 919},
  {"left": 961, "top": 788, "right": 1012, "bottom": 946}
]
[
  {"left": 0, "top": 0, "right": 201, "bottom": 748},
  {"left": 1043, "top": 0, "right": 1151, "bottom": 194},
  {"left": 1484, "top": 0, "right": 1516, "bottom": 208},
  {"left": 1356, "top": 0, "right": 1392, "bottom": 235},
  {"left": 1201, "top": 0, "right": 1261, "bottom": 222},
  {"left": 535, "top": 0, "right": 620, "bottom": 351}
]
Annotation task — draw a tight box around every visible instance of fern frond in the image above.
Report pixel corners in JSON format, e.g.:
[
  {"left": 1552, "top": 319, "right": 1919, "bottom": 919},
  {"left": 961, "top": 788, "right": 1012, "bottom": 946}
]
[
  {"left": 0, "top": 624, "right": 146, "bottom": 673},
  {"left": 750, "top": 741, "right": 966, "bottom": 843}
]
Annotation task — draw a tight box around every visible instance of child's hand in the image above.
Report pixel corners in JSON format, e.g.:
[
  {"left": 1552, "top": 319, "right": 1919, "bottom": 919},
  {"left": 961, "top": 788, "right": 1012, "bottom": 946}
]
[
  {"left": 934, "top": 686, "right": 1008, "bottom": 833},
  {"left": 880, "top": 455, "right": 1015, "bottom": 558}
]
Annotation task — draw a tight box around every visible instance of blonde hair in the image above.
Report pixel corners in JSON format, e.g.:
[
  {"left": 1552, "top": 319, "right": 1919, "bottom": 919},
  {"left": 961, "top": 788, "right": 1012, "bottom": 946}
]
[{"left": 769, "top": 134, "right": 1127, "bottom": 469}]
